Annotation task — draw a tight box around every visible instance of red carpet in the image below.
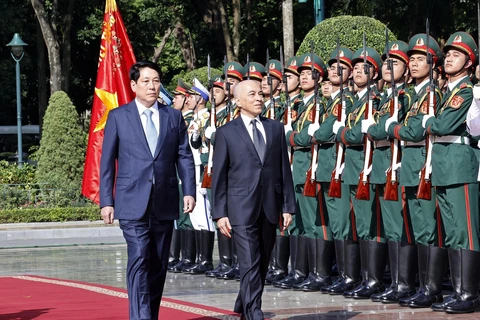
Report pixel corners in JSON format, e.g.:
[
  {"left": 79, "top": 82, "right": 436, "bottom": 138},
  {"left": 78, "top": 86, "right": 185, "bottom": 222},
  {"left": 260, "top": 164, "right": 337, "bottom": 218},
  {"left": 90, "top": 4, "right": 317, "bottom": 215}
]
[{"left": 0, "top": 275, "right": 238, "bottom": 320}]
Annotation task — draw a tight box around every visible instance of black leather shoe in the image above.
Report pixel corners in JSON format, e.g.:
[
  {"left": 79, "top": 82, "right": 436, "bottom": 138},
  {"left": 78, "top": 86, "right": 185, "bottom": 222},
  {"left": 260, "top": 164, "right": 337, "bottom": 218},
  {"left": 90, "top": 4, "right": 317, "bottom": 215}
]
[
  {"left": 321, "top": 277, "right": 343, "bottom": 293},
  {"left": 408, "top": 292, "right": 443, "bottom": 308},
  {"left": 343, "top": 282, "right": 365, "bottom": 298},
  {"left": 329, "top": 279, "right": 359, "bottom": 295},
  {"left": 444, "top": 297, "right": 480, "bottom": 314},
  {"left": 351, "top": 284, "right": 384, "bottom": 300},
  {"left": 292, "top": 275, "right": 314, "bottom": 291},
  {"left": 380, "top": 289, "right": 415, "bottom": 304},
  {"left": 205, "top": 263, "right": 230, "bottom": 278},
  {"left": 272, "top": 273, "right": 306, "bottom": 289},
  {"left": 265, "top": 272, "right": 287, "bottom": 285},
  {"left": 183, "top": 262, "right": 214, "bottom": 275},
  {"left": 371, "top": 288, "right": 394, "bottom": 302},
  {"left": 216, "top": 265, "right": 239, "bottom": 280},
  {"left": 431, "top": 295, "right": 457, "bottom": 311}
]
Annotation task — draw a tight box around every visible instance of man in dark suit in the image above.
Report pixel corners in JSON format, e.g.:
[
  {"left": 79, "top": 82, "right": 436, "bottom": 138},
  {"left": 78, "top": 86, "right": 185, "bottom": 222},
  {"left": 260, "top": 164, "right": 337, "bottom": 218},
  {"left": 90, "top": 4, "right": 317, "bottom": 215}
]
[
  {"left": 211, "top": 80, "right": 296, "bottom": 319},
  {"left": 100, "top": 60, "right": 196, "bottom": 320}
]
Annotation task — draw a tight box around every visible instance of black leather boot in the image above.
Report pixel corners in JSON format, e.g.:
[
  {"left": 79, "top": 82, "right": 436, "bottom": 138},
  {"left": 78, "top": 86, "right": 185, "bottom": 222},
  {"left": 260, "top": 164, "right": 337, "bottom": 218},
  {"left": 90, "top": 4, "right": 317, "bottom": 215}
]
[
  {"left": 330, "top": 239, "right": 361, "bottom": 295},
  {"left": 167, "top": 228, "right": 181, "bottom": 272},
  {"left": 321, "top": 239, "right": 344, "bottom": 293},
  {"left": 343, "top": 239, "right": 369, "bottom": 298},
  {"left": 273, "top": 235, "right": 308, "bottom": 289},
  {"left": 266, "top": 235, "right": 290, "bottom": 285},
  {"left": 372, "top": 241, "right": 399, "bottom": 302},
  {"left": 352, "top": 240, "right": 387, "bottom": 299},
  {"left": 302, "top": 238, "right": 334, "bottom": 292},
  {"left": 444, "top": 249, "right": 480, "bottom": 314},
  {"left": 184, "top": 230, "right": 215, "bottom": 275},
  {"left": 216, "top": 237, "right": 239, "bottom": 280},
  {"left": 431, "top": 248, "right": 461, "bottom": 311},
  {"left": 206, "top": 229, "right": 232, "bottom": 278},
  {"left": 183, "top": 229, "right": 202, "bottom": 273},
  {"left": 172, "top": 228, "right": 197, "bottom": 273},
  {"left": 399, "top": 243, "right": 428, "bottom": 306},
  {"left": 408, "top": 245, "right": 447, "bottom": 308}
]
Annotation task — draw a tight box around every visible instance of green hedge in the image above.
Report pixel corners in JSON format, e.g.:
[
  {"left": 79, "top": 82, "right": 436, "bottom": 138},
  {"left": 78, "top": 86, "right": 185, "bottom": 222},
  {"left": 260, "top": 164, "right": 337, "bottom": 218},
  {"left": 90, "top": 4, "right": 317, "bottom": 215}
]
[{"left": 0, "top": 207, "right": 101, "bottom": 223}]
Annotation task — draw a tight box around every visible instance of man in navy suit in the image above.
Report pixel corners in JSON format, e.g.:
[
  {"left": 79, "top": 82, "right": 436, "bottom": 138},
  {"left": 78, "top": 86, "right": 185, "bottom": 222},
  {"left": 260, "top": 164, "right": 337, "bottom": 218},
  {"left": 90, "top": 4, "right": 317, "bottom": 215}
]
[
  {"left": 211, "top": 80, "right": 296, "bottom": 319},
  {"left": 100, "top": 60, "right": 196, "bottom": 320}
]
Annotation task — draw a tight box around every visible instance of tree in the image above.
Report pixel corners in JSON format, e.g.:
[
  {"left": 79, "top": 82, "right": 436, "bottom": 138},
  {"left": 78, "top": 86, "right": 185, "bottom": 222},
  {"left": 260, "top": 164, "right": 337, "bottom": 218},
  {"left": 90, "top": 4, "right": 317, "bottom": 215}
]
[
  {"left": 36, "top": 91, "right": 86, "bottom": 204},
  {"left": 297, "top": 15, "right": 397, "bottom": 62}
]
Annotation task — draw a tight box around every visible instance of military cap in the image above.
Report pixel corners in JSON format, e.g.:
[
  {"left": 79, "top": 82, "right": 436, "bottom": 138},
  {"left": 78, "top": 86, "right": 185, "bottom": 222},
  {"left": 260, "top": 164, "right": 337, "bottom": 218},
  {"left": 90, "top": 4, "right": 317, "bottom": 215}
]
[
  {"left": 351, "top": 47, "right": 383, "bottom": 74},
  {"left": 382, "top": 40, "right": 409, "bottom": 64},
  {"left": 328, "top": 46, "right": 354, "bottom": 69},
  {"left": 443, "top": 31, "right": 478, "bottom": 65},
  {"left": 223, "top": 62, "right": 244, "bottom": 81},
  {"left": 266, "top": 59, "right": 283, "bottom": 81},
  {"left": 211, "top": 75, "right": 224, "bottom": 89},
  {"left": 191, "top": 78, "right": 210, "bottom": 102},
  {"left": 407, "top": 34, "right": 441, "bottom": 64},
  {"left": 285, "top": 56, "right": 301, "bottom": 76},
  {"left": 172, "top": 79, "right": 194, "bottom": 95},
  {"left": 297, "top": 53, "right": 327, "bottom": 80},
  {"left": 159, "top": 84, "right": 173, "bottom": 106},
  {"left": 245, "top": 62, "right": 266, "bottom": 81}
]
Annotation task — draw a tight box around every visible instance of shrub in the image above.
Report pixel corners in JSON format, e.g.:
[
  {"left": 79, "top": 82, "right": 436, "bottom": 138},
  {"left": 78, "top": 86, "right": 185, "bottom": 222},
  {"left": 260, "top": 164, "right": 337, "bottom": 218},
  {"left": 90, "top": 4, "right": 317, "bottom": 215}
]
[
  {"left": 35, "top": 91, "right": 86, "bottom": 206},
  {"left": 0, "top": 207, "right": 100, "bottom": 223},
  {"left": 297, "top": 15, "right": 397, "bottom": 62}
]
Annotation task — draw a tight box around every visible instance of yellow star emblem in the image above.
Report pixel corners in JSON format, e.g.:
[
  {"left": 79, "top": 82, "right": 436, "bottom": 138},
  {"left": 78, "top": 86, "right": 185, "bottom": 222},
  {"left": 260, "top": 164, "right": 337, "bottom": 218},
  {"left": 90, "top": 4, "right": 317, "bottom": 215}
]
[{"left": 94, "top": 88, "right": 118, "bottom": 132}]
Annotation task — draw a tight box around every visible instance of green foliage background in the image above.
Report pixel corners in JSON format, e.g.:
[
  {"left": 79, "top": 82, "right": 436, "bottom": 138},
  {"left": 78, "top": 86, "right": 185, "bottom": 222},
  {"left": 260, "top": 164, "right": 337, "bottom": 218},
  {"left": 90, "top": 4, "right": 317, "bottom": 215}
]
[
  {"left": 35, "top": 91, "right": 86, "bottom": 206},
  {"left": 297, "top": 15, "right": 397, "bottom": 62}
]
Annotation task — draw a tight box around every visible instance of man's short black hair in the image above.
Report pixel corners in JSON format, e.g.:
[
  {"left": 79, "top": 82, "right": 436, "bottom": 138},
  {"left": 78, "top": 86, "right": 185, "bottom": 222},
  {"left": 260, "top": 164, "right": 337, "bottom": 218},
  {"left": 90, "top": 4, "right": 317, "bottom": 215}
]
[{"left": 130, "top": 60, "right": 163, "bottom": 82}]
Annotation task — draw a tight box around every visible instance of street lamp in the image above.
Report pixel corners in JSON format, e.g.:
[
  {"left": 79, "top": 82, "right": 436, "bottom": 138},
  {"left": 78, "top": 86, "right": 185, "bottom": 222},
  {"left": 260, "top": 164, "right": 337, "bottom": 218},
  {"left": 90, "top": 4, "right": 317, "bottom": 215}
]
[{"left": 6, "top": 33, "right": 28, "bottom": 167}]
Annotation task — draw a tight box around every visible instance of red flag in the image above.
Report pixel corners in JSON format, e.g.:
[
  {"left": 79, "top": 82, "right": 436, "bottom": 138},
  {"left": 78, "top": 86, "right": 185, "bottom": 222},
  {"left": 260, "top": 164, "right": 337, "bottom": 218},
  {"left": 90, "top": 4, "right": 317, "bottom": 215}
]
[{"left": 82, "top": 0, "right": 136, "bottom": 204}]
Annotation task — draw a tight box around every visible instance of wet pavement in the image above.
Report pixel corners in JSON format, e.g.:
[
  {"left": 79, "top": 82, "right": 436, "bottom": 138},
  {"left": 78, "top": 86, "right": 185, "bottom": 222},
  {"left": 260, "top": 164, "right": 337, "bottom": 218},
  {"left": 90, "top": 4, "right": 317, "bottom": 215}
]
[{"left": 2, "top": 242, "right": 480, "bottom": 319}]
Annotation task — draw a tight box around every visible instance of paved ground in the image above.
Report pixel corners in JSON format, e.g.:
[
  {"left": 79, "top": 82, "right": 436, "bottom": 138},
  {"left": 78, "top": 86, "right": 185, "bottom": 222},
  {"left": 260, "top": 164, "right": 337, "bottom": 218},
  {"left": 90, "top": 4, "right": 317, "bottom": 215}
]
[{"left": 1, "top": 221, "right": 479, "bottom": 319}]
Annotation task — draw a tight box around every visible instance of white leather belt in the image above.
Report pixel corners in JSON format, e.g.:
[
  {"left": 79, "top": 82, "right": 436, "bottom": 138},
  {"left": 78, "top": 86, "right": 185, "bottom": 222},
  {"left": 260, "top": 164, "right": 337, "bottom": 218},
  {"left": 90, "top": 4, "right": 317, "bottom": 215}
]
[
  {"left": 375, "top": 140, "right": 390, "bottom": 148},
  {"left": 401, "top": 141, "right": 426, "bottom": 147},
  {"left": 434, "top": 135, "right": 470, "bottom": 145}
]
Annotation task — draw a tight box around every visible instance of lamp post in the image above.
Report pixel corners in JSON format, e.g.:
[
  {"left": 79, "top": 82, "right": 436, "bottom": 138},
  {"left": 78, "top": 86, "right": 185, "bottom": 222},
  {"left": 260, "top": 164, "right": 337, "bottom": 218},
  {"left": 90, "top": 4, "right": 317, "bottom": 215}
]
[
  {"left": 298, "top": 0, "right": 324, "bottom": 25},
  {"left": 6, "top": 33, "right": 28, "bottom": 167}
]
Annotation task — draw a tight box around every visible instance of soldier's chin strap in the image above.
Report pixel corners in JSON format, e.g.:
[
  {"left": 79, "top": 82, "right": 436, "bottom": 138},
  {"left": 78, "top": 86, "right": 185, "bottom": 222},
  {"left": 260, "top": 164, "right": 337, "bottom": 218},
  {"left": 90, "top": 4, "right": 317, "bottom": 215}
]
[{"left": 449, "top": 57, "right": 472, "bottom": 80}]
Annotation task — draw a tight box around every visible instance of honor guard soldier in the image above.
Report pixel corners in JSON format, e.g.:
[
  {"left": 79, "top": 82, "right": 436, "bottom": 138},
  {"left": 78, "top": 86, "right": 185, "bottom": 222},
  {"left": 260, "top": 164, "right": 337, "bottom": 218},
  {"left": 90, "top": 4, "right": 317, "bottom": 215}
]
[
  {"left": 271, "top": 55, "right": 305, "bottom": 288},
  {"left": 169, "top": 79, "right": 197, "bottom": 273},
  {"left": 283, "top": 53, "right": 334, "bottom": 292},
  {"left": 159, "top": 84, "right": 173, "bottom": 107},
  {"left": 186, "top": 78, "right": 215, "bottom": 275},
  {"left": 262, "top": 59, "right": 285, "bottom": 120},
  {"left": 385, "top": 34, "right": 445, "bottom": 308},
  {"left": 363, "top": 40, "right": 416, "bottom": 303},
  {"left": 308, "top": 46, "right": 357, "bottom": 295},
  {"left": 333, "top": 46, "right": 384, "bottom": 299},
  {"left": 421, "top": 32, "right": 480, "bottom": 314}
]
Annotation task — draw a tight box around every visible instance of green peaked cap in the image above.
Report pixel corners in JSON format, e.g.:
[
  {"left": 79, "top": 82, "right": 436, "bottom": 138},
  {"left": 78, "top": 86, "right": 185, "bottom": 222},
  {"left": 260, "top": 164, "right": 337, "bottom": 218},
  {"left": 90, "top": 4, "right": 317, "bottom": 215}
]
[
  {"left": 172, "top": 78, "right": 194, "bottom": 95},
  {"left": 407, "top": 33, "right": 442, "bottom": 64},
  {"left": 223, "top": 62, "right": 244, "bottom": 81},
  {"left": 444, "top": 31, "right": 478, "bottom": 65},
  {"left": 245, "top": 62, "right": 266, "bottom": 81},
  {"left": 285, "top": 56, "right": 301, "bottom": 76},
  {"left": 297, "top": 53, "right": 327, "bottom": 80},
  {"left": 328, "top": 46, "right": 354, "bottom": 69},
  {"left": 211, "top": 75, "right": 224, "bottom": 89},
  {"left": 382, "top": 40, "right": 409, "bottom": 64},
  {"left": 352, "top": 46, "right": 382, "bottom": 74},
  {"left": 266, "top": 59, "right": 283, "bottom": 81}
]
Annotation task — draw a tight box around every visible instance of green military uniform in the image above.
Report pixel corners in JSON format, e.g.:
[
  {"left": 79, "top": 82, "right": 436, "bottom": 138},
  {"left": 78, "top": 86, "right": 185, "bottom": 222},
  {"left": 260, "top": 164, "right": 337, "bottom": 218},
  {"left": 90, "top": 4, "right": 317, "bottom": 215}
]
[
  {"left": 366, "top": 40, "right": 417, "bottom": 303},
  {"left": 310, "top": 46, "right": 359, "bottom": 295},
  {"left": 335, "top": 46, "right": 385, "bottom": 299},
  {"left": 423, "top": 32, "right": 480, "bottom": 314}
]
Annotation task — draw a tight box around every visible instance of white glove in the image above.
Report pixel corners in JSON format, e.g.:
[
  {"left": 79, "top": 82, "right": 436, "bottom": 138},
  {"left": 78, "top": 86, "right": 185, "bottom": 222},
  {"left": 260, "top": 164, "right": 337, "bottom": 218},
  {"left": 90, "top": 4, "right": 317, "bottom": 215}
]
[
  {"left": 332, "top": 121, "right": 343, "bottom": 135},
  {"left": 393, "top": 162, "right": 401, "bottom": 172},
  {"left": 199, "top": 188, "right": 207, "bottom": 196},
  {"left": 365, "top": 164, "right": 373, "bottom": 176},
  {"left": 361, "top": 118, "right": 375, "bottom": 134},
  {"left": 190, "top": 121, "right": 199, "bottom": 139},
  {"left": 474, "top": 84, "right": 480, "bottom": 100},
  {"left": 338, "top": 162, "right": 345, "bottom": 175},
  {"left": 422, "top": 114, "right": 434, "bottom": 128},
  {"left": 284, "top": 123, "right": 293, "bottom": 135},
  {"left": 204, "top": 126, "right": 216, "bottom": 140},
  {"left": 384, "top": 116, "right": 398, "bottom": 132},
  {"left": 307, "top": 123, "right": 320, "bottom": 137}
]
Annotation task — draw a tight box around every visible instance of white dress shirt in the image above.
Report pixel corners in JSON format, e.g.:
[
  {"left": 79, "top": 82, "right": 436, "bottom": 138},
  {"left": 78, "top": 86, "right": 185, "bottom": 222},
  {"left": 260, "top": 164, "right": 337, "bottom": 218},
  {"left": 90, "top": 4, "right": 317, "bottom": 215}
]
[
  {"left": 240, "top": 113, "right": 267, "bottom": 144},
  {"left": 136, "top": 99, "right": 160, "bottom": 136}
]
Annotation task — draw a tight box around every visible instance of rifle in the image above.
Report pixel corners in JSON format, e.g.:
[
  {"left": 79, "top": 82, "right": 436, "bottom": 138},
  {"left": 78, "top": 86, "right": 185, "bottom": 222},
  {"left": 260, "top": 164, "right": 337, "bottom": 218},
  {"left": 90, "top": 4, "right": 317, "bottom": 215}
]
[
  {"left": 355, "top": 33, "right": 374, "bottom": 200},
  {"left": 417, "top": 19, "right": 434, "bottom": 200},
  {"left": 384, "top": 30, "right": 401, "bottom": 201},
  {"left": 266, "top": 49, "right": 276, "bottom": 119},
  {"left": 280, "top": 46, "right": 293, "bottom": 166},
  {"left": 201, "top": 54, "right": 215, "bottom": 189},
  {"left": 304, "top": 42, "right": 321, "bottom": 197},
  {"left": 246, "top": 53, "right": 250, "bottom": 80},
  {"left": 224, "top": 55, "right": 232, "bottom": 122},
  {"left": 328, "top": 37, "right": 347, "bottom": 198}
]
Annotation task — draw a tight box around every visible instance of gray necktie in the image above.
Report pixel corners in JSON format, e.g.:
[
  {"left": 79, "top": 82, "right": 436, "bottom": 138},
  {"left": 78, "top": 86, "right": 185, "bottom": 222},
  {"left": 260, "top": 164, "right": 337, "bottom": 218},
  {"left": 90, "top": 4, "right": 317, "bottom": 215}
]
[
  {"left": 251, "top": 119, "right": 265, "bottom": 162},
  {"left": 144, "top": 109, "right": 157, "bottom": 156}
]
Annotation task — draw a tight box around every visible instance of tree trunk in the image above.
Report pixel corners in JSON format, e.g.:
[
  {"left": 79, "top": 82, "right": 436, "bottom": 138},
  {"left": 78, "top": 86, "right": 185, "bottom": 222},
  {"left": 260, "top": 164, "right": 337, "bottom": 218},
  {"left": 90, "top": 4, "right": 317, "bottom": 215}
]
[
  {"left": 31, "top": 0, "right": 62, "bottom": 94},
  {"left": 37, "top": 19, "right": 47, "bottom": 135},
  {"left": 282, "top": 0, "right": 294, "bottom": 60},
  {"left": 217, "top": 0, "right": 236, "bottom": 61},
  {"left": 61, "top": 0, "right": 75, "bottom": 94},
  {"left": 246, "top": 0, "right": 252, "bottom": 57},
  {"left": 152, "top": 27, "right": 173, "bottom": 63},
  {"left": 232, "top": 0, "right": 241, "bottom": 58},
  {"left": 174, "top": 21, "right": 195, "bottom": 70}
]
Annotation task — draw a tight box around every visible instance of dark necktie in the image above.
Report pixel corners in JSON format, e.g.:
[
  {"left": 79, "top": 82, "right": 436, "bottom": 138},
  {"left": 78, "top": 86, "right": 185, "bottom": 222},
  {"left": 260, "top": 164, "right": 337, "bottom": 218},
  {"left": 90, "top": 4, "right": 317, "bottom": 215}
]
[{"left": 251, "top": 119, "right": 265, "bottom": 162}]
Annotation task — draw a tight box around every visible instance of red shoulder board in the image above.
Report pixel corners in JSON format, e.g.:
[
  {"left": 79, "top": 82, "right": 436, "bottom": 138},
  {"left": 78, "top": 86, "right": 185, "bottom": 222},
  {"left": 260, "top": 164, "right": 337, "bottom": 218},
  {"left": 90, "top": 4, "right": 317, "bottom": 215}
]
[
  {"left": 398, "top": 89, "right": 405, "bottom": 95},
  {"left": 459, "top": 83, "right": 468, "bottom": 89}
]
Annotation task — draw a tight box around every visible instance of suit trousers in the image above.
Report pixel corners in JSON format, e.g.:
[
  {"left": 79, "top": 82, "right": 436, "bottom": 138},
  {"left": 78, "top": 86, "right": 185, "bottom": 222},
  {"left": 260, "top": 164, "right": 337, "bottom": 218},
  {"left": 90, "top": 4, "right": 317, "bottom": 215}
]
[
  {"left": 232, "top": 211, "right": 276, "bottom": 320},
  {"left": 120, "top": 191, "right": 174, "bottom": 320}
]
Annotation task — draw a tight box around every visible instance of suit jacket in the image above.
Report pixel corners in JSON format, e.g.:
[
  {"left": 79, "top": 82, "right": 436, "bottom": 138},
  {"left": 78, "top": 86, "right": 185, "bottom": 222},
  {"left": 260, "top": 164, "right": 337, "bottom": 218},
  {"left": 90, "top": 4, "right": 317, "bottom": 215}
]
[
  {"left": 211, "top": 116, "right": 296, "bottom": 226},
  {"left": 100, "top": 100, "right": 196, "bottom": 220}
]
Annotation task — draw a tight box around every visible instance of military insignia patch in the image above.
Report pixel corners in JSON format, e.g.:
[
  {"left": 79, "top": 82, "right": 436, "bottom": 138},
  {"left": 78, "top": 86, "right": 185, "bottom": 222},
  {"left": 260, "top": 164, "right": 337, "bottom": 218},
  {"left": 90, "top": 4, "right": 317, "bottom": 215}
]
[
  {"left": 416, "top": 38, "right": 424, "bottom": 46},
  {"left": 307, "top": 109, "right": 315, "bottom": 122},
  {"left": 420, "top": 101, "right": 428, "bottom": 114},
  {"left": 450, "top": 96, "right": 464, "bottom": 109},
  {"left": 291, "top": 110, "right": 298, "bottom": 121},
  {"left": 460, "top": 83, "right": 468, "bottom": 89},
  {"left": 332, "top": 104, "right": 340, "bottom": 117}
]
